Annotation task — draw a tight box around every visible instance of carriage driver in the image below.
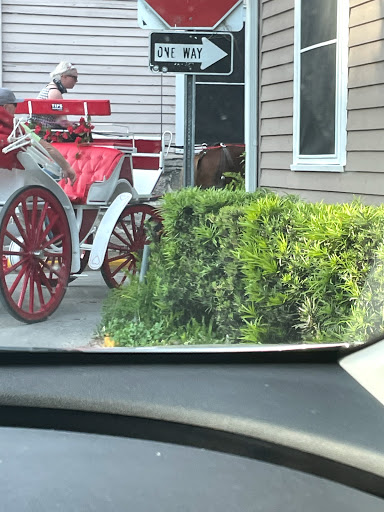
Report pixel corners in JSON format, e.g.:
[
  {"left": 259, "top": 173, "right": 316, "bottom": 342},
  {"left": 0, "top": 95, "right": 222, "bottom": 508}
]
[{"left": 0, "top": 88, "right": 76, "bottom": 185}]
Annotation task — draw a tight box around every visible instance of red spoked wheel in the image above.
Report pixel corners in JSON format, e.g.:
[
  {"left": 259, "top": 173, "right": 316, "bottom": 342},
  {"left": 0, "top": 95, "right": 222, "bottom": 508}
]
[
  {"left": 101, "top": 204, "right": 162, "bottom": 288},
  {"left": 0, "top": 186, "right": 72, "bottom": 323}
]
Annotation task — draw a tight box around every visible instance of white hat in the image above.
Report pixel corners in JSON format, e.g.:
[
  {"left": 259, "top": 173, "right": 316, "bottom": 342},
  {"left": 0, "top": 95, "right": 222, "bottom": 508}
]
[{"left": 50, "top": 61, "right": 77, "bottom": 78}]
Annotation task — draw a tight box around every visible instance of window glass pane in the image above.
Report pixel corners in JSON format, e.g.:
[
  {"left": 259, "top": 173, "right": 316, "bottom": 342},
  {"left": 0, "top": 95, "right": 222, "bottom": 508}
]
[
  {"left": 301, "top": 0, "right": 337, "bottom": 49},
  {"left": 195, "top": 84, "right": 244, "bottom": 144},
  {"left": 300, "top": 44, "right": 336, "bottom": 155}
]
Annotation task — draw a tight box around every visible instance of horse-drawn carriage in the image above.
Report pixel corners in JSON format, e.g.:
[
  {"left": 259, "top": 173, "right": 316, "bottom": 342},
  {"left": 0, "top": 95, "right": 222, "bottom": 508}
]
[{"left": 0, "top": 99, "right": 170, "bottom": 323}]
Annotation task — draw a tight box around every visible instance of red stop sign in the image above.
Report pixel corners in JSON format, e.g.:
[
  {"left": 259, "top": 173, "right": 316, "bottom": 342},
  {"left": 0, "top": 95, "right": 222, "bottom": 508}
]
[{"left": 144, "top": 0, "right": 242, "bottom": 28}]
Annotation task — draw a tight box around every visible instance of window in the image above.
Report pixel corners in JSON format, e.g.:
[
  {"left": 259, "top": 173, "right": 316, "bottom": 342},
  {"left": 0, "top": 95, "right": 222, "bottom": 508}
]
[{"left": 291, "top": 0, "right": 348, "bottom": 172}]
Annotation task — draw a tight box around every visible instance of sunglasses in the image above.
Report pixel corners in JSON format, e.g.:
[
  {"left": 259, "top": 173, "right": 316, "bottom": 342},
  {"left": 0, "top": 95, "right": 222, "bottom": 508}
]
[{"left": 66, "top": 75, "right": 78, "bottom": 81}]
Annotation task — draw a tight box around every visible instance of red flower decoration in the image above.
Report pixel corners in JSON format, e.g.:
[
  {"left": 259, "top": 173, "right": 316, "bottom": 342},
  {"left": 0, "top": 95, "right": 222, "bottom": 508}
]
[{"left": 26, "top": 117, "right": 93, "bottom": 144}]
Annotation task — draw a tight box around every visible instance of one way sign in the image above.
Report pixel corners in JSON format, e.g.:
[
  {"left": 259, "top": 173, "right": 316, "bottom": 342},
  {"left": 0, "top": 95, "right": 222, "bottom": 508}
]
[{"left": 149, "top": 32, "right": 233, "bottom": 75}]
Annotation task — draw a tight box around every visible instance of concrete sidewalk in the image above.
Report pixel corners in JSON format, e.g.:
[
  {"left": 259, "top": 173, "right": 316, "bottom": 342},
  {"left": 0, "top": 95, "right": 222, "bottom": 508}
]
[{"left": 0, "top": 271, "right": 109, "bottom": 349}]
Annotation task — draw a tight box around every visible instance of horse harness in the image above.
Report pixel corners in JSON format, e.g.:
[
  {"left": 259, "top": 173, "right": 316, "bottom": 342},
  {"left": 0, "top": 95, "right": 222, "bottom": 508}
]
[
  {"left": 218, "top": 143, "right": 235, "bottom": 183},
  {"left": 198, "top": 143, "right": 237, "bottom": 185}
]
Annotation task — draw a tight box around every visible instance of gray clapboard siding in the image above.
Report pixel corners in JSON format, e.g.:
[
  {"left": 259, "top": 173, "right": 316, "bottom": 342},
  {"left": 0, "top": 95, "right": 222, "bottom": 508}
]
[
  {"left": 349, "top": 0, "right": 374, "bottom": 7},
  {"left": 344, "top": 1, "right": 384, "bottom": 174},
  {"left": 260, "top": 135, "right": 292, "bottom": 152},
  {"left": 346, "top": 151, "right": 384, "bottom": 172},
  {"left": 348, "top": 61, "right": 384, "bottom": 88},
  {"left": 349, "top": 40, "right": 384, "bottom": 66},
  {"left": 260, "top": 81, "right": 293, "bottom": 101},
  {"left": 259, "top": 1, "right": 294, "bottom": 194},
  {"left": 261, "top": 45, "right": 294, "bottom": 69},
  {"left": 261, "top": 62, "right": 294, "bottom": 85},
  {"left": 3, "top": 43, "right": 148, "bottom": 56},
  {"left": 3, "top": 2, "right": 137, "bottom": 18},
  {"left": 348, "top": 108, "right": 384, "bottom": 130},
  {"left": 260, "top": 117, "right": 293, "bottom": 135},
  {"left": 264, "top": 187, "right": 384, "bottom": 205},
  {"left": 5, "top": 54, "right": 150, "bottom": 67},
  {"left": 349, "top": 19, "right": 384, "bottom": 46},
  {"left": 2, "top": 0, "right": 176, "bottom": 137},
  {"left": 260, "top": 152, "right": 293, "bottom": 170},
  {"left": 347, "top": 130, "right": 384, "bottom": 151},
  {"left": 263, "top": 0, "right": 294, "bottom": 19},
  {"left": 2, "top": 13, "right": 138, "bottom": 28},
  {"left": 261, "top": 28, "right": 294, "bottom": 52},
  {"left": 261, "top": 98, "right": 293, "bottom": 118},
  {"left": 260, "top": 168, "right": 384, "bottom": 195},
  {"left": 4, "top": 33, "right": 146, "bottom": 47},
  {"left": 263, "top": 9, "right": 294, "bottom": 35},
  {"left": 349, "top": 0, "right": 382, "bottom": 26},
  {"left": 348, "top": 84, "right": 384, "bottom": 109}
]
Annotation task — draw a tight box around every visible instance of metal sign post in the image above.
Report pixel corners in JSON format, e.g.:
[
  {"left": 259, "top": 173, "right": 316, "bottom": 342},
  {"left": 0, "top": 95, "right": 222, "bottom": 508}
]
[
  {"left": 183, "top": 74, "right": 196, "bottom": 187},
  {"left": 139, "top": 1, "right": 245, "bottom": 190}
]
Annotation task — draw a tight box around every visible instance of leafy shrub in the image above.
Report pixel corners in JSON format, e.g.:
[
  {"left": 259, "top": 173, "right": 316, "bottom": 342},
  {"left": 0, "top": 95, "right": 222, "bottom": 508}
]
[
  {"left": 100, "top": 188, "right": 384, "bottom": 346},
  {"left": 238, "top": 196, "right": 384, "bottom": 343},
  {"left": 145, "top": 187, "right": 268, "bottom": 340}
]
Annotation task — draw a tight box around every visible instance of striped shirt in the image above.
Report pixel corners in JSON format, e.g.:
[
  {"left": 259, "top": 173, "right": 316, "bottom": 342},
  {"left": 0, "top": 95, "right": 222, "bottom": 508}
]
[{"left": 30, "top": 86, "right": 61, "bottom": 126}]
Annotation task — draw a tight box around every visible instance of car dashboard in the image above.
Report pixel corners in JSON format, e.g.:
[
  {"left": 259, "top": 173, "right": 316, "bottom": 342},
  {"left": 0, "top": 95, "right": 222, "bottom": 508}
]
[{"left": 0, "top": 344, "right": 383, "bottom": 511}]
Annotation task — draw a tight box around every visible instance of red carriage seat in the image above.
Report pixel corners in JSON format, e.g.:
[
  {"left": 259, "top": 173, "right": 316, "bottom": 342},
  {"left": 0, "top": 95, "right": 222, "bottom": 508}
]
[{"left": 52, "top": 143, "right": 132, "bottom": 204}]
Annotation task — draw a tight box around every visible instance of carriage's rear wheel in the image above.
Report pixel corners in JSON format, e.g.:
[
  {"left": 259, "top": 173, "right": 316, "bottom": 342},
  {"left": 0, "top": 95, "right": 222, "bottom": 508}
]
[
  {"left": 101, "top": 204, "right": 162, "bottom": 288},
  {"left": 0, "top": 186, "right": 71, "bottom": 323}
]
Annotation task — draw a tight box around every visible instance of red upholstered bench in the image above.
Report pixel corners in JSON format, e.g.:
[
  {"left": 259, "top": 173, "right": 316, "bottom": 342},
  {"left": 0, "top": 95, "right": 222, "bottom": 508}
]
[{"left": 52, "top": 143, "right": 131, "bottom": 205}]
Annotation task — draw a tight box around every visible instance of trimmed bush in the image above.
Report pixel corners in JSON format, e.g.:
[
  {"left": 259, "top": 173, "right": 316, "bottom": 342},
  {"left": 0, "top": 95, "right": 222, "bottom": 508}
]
[
  {"left": 238, "top": 196, "right": 384, "bottom": 343},
  {"left": 100, "top": 188, "right": 384, "bottom": 346}
]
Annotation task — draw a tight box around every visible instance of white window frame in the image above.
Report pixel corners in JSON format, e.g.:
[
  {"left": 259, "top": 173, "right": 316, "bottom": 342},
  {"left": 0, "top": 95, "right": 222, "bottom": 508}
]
[{"left": 291, "top": 0, "right": 348, "bottom": 172}]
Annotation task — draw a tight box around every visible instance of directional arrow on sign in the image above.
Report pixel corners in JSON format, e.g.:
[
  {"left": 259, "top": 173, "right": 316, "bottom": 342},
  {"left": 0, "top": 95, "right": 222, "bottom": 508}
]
[
  {"left": 154, "top": 37, "right": 227, "bottom": 70},
  {"left": 150, "top": 32, "right": 233, "bottom": 75}
]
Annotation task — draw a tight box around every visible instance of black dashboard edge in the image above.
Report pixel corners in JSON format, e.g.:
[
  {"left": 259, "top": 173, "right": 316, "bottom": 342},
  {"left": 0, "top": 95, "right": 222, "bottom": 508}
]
[
  {"left": 0, "top": 344, "right": 347, "bottom": 365},
  {"left": 0, "top": 405, "right": 382, "bottom": 500}
]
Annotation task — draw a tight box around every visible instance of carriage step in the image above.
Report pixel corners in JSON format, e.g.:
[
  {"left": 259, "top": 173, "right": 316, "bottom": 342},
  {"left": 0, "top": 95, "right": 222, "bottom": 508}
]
[{"left": 70, "top": 273, "right": 89, "bottom": 278}]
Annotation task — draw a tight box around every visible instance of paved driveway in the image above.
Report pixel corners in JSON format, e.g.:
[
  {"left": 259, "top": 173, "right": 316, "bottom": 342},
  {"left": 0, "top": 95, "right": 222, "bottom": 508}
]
[{"left": 0, "top": 271, "right": 109, "bottom": 349}]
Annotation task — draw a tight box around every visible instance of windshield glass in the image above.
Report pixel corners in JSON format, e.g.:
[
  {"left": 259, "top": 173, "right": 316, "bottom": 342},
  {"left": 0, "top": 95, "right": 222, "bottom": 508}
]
[{"left": 0, "top": 0, "right": 380, "bottom": 350}]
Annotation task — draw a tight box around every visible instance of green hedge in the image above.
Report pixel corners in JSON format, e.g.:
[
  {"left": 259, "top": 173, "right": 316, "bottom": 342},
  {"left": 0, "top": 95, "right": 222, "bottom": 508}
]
[{"left": 100, "top": 188, "right": 384, "bottom": 346}]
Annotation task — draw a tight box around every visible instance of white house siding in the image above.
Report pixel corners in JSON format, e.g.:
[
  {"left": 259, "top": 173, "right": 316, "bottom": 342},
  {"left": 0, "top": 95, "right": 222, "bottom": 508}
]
[
  {"left": 1, "top": 0, "right": 176, "bottom": 136},
  {"left": 259, "top": 0, "right": 384, "bottom": 204}
]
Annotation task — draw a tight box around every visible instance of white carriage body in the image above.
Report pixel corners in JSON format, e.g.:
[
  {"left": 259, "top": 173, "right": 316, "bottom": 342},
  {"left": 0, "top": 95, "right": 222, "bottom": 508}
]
[{"left": 0, "top": 99, "right": 171, "bottom": 322}]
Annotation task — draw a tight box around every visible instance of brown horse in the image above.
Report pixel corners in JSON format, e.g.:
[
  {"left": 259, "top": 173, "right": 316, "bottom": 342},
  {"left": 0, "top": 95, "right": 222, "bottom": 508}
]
[{"left": 194, "top": 143, "right": 245, "bottom": 188}]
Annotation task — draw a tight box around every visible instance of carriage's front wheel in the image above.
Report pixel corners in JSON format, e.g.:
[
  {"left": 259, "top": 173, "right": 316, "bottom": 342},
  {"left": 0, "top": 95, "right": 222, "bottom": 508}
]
[
  {"left": 101, "top": 204, "right": 162, "bottom": 288},
  {"left": 0, "top": 186, "right": 72, "bottom": 323}
]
